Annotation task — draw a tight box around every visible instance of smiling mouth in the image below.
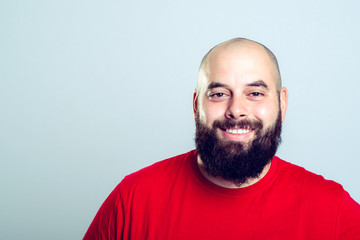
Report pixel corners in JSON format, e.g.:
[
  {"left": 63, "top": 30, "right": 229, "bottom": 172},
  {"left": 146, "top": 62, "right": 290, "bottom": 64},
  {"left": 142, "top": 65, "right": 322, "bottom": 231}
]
[
  {"left": 225, "top": 128, "right": 252, "bottom": 134},
  {"left": 221, "top": 124, "right": 254, "bottom": 134}
]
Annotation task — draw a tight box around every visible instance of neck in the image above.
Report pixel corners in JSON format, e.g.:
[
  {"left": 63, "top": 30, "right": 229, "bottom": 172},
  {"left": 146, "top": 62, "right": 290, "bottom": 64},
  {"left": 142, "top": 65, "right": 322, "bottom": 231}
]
[{"left": 196, "top": 156, "right": 272, "bottom": 188}]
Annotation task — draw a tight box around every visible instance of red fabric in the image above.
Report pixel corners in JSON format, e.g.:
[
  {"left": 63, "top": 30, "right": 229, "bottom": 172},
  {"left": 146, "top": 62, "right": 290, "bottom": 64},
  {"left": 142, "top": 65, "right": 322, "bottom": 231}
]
[{"left": 84, "top": 150, "right": 360, "bottom": 240}]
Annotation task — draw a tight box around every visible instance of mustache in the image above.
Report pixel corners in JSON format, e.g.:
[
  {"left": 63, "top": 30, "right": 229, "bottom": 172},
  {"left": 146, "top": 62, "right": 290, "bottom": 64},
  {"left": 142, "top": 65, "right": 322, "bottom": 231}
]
[{"left": 212, "top": 118, "right": 263, "bottom": 130}]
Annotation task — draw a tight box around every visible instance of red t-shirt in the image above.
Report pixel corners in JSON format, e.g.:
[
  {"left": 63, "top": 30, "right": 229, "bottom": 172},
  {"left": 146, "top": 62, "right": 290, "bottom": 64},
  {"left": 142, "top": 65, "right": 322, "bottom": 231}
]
[{"left": 84, "top": 150, "right": 360, "bottom": 239}]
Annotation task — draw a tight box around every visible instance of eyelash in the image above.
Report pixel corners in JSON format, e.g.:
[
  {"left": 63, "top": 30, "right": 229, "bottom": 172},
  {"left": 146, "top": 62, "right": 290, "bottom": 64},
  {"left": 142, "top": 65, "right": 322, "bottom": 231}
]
[
  {"left": 250, "top": 92, "right": 264, "bottom": 97},
  {"left": 207, "top": 90, "right": 265, "bottom": 102},
  {"left": 209, "top": 92, "right": 225, "bottom": 98}
]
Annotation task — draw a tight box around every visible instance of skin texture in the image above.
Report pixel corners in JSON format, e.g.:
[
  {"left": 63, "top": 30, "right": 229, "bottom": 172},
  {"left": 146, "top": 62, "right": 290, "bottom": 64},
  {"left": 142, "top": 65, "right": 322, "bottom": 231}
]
[{"left": 193, "top": 39, "right": 288, "bottom": 188}]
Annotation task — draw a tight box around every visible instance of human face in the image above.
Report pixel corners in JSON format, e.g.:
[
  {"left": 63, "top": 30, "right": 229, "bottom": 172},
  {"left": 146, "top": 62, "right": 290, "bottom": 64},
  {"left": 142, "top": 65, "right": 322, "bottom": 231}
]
[{"left": 193, "top": 44, "right": 288, "bottom": 147}]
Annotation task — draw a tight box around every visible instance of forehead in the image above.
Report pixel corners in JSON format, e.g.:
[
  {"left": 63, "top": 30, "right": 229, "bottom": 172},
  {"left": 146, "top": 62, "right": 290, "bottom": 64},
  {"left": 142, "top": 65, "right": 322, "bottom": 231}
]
[{"left": 204, "top": 44, "right": 278, "bottom": 90}]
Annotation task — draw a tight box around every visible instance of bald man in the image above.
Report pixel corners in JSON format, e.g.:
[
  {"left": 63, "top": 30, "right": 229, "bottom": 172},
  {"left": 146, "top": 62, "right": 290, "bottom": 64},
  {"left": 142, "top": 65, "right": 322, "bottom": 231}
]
[{"left": 84, "top": 38, "right": 360, "bottom": 240}]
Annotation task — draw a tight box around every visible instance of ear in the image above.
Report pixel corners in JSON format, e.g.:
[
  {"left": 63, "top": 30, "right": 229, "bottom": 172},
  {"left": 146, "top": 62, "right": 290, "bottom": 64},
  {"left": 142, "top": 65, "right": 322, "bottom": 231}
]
[
  {"left": 279, "top": 87, "right": 288, "bottom": 123},
  {"left": 193, "top": 89, "right": 198, "bottom": 121}
]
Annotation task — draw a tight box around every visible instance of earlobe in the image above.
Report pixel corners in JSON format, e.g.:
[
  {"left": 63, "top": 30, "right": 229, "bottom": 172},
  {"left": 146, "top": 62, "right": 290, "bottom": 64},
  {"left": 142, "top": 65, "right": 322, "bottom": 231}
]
[{"left": 280, "top": 87, "right": 288, "bottom": 123}]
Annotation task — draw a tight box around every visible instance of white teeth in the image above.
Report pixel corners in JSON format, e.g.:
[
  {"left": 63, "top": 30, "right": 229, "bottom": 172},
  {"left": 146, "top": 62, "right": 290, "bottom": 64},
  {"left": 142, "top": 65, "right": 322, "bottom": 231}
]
[{"left": 226, "top": 128, "right": 251, "bottom": 134}]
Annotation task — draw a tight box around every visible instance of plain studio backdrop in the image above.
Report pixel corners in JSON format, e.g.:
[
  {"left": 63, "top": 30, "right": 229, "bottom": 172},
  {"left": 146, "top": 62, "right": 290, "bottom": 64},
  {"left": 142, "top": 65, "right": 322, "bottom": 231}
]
[{"left": 1, "top": 0, "right": 359, "bottom": 239}]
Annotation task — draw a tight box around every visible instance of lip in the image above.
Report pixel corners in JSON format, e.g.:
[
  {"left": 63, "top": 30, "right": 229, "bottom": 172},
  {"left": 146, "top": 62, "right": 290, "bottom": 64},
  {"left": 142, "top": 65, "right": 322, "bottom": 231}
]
[{"left": 219, "top": 127, "right": 255, "bottom": 141}]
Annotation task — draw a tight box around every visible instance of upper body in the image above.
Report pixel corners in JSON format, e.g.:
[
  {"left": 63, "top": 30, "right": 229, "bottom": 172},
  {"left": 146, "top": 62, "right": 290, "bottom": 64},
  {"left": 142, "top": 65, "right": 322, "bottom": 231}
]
[
  {"left": 84, "top": 38, "right": 360, "bottom": 239},
  {"left": 84, "top": 150, "right": 360, "bottom": 239}
]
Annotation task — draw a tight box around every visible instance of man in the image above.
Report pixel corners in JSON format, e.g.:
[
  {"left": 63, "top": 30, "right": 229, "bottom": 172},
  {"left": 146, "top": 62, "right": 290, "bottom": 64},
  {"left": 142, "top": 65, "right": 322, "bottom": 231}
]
[{"left": 84, "top": 38, "right": 360, "bottom": 239}]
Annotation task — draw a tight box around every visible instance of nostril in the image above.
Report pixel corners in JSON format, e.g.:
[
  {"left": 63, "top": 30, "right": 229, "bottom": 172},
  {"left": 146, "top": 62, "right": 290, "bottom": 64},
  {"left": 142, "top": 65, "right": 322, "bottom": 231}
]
[{"left": 227, "top": 112, "right": 247, "bottom": 119}]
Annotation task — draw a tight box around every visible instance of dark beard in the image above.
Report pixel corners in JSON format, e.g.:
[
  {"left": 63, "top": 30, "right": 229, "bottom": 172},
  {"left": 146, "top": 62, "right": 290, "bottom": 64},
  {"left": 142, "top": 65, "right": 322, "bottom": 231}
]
[{"left": 195, "top": 112, "right": 282, "bottom": 186}]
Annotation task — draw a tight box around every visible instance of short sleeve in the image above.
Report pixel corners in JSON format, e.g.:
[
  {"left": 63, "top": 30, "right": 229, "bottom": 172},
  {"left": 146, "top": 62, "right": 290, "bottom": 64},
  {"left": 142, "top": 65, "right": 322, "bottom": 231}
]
[
  {"left": 83, "top": 182, "right": 125, "bottom": 240},
  {"left": 336, "top": 191, "right": 360, "bottom": 240}
]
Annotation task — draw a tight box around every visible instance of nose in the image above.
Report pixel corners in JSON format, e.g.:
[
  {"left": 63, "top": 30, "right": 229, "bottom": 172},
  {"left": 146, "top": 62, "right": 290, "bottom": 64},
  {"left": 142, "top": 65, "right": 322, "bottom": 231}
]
[{"left": 225, "top": 97, "right": 248, "bottom": 120}]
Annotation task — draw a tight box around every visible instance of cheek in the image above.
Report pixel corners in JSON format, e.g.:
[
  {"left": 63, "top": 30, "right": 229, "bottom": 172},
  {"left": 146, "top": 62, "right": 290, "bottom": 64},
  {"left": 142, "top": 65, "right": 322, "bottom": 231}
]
[
  {"left": 200, "top": 100, "right": 226, "bottom": 126},
  {"left": 256, "top": 106, "right": 270, "bottom": 118},
  {"left": 253, "top": 102, "right": 279, "bottom": 123}
]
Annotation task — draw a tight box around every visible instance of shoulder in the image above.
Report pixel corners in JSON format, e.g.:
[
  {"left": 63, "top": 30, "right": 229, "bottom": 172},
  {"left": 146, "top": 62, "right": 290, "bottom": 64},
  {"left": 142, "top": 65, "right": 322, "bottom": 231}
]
[
  {"left": 119, "top": 150, "right": 196, "bottom": 190},
  {"left": 275, "top": 157, "right": 345, "bottom": 199}
]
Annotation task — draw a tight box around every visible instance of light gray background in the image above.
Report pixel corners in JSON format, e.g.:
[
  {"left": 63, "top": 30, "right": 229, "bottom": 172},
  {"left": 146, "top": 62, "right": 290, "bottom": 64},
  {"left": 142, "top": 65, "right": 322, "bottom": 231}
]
[{"left": 1, "top": 0, "right": 359, "bottom": 239}]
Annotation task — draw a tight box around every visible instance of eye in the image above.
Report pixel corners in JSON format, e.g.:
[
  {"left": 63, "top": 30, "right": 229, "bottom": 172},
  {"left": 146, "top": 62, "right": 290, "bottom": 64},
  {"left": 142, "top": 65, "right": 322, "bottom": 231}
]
[
  {"left": 210, "top": 92, "right": 225, "bottom": 97},
  {"left": 207, "top": 91, "right": 230, "bottom": 102},
  {"left": 250, "top": 92, "right": 263, "bottom": 97},
  {"left": 248, "top": 91, "right": 265, "bottom": 101}
]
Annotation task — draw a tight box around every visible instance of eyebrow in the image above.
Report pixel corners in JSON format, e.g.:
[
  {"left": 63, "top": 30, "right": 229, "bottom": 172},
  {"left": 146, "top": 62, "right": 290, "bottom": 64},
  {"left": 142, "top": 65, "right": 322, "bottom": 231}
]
[
  {"left": 207, "top": 82, "right": 230, "bottom": 90},
  {"left": 207, "top": 80, "right": 269, "bottom": 91},
  {"left": 246, "top": 80, "right": 269, "bottom": 89}
]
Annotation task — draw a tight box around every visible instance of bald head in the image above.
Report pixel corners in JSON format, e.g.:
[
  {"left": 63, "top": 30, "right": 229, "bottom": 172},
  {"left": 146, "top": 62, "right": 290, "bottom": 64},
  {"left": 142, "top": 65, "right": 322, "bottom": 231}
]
[
  {"left": 193, "top": 38, "right": 285, "bottom": 122},
  {"left": 197, "top": 38, "right": 282, "bottom": 98}
]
